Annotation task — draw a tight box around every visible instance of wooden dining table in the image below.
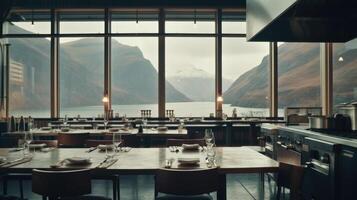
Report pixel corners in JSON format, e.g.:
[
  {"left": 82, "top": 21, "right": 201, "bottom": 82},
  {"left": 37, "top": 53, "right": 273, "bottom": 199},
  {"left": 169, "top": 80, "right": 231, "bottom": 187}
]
[{"left": 0, "top": 147, "right": 279, "bottom": 200}]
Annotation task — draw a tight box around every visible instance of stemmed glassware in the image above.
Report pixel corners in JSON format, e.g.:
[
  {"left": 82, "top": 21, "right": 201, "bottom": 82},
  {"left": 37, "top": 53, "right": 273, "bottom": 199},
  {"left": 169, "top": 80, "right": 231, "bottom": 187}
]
[
  {"left": 113, "top": 132, "right": 122, "bottom": 153},
  {"left": 23, "top": 131, "right": 33, "bottom": 157},
  {"left": 204, "top": 129, "right": 215, "bottom": 146},
  {"left": 204, "top": 129, "right": 216, "bottom": 167},
  {"left": 104, "top": 119, "right": 108, "bottom": 130}
]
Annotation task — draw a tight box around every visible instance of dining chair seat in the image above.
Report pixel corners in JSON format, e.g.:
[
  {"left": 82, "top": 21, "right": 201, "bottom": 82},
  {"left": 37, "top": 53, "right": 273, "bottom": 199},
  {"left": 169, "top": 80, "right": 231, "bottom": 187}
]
[
  {"left": 155, "top": 168, "right": 219, "bottom": 200},
  {"left": 32, "top": 169, "right": 111, "bottom": 200},
  {"left": 156, "top": 194, "right": 213, "bottom": 200}
]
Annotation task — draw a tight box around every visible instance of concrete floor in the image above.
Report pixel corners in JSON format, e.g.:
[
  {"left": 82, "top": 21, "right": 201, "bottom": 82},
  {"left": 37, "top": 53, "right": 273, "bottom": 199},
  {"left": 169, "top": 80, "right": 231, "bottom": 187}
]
[{"left": 1, "top": 174, "right": 281, "bottom": 200}]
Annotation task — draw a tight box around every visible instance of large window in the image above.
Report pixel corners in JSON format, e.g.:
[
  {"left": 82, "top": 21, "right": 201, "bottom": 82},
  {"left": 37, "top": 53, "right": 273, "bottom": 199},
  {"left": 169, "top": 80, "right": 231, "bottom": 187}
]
[
  {"left": 165, "top": 10, "right": 215, "bottom": 34},
  {"left": 111, "top": 37, "right": 158, "bottom": 117},
  {"left": 278, "top": 43, "right": 321, "bottom": 116},
  {"left": 59, "top": 10, "right": 104, "bottom": 34},
  {"left": 166, "top": 38, "right": 215, "bottom": 117},
  {"left": 333, "top": 38, "right": 357, "bottom": 109},
  {"left": 3, "top": 8, "right": 279, "bottom": 118},
  {"left": 3, "top": 10, "right": 51, "bottom": 35},
  {"left": 111, "top": 10, "right": 158, "bottom": 33},
  {"left": 222, "top": 37, "right": 269, "bottom": 117},
  {"left": 8, "top": 38, "right": 51, "bottom": 117},
  {"left": 59, "top": 37, "right": 104, "bottom": 117}
]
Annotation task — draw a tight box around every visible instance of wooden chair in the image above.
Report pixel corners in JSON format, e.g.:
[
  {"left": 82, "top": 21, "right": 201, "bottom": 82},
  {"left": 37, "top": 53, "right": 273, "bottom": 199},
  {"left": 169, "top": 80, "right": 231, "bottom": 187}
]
[
  {"left": 57, "top": 133, "right": 89, "bottom": 148},
  {"left": 32, "top": 169, "right": 111, "bottom": 200},
  {"left": 276, "top": 162, "right": 305, "bottom": 200},
  {"left": 2, "top": 139, "right": 58, "bottom": 199},
  {"left": 155, "top": 168, "right": 219, "bottom": 200},
  {"left": 84, "top": 139, "right": 120, "bottom": 200},
  {"left": 166, "top": 139, "right": 206, "bottom": 147}
]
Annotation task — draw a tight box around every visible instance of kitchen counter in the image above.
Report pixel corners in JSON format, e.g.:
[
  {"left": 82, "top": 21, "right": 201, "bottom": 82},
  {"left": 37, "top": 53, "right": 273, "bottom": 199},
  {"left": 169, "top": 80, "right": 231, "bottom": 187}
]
[{"left": 262, "top": 124, "right": 357, "bottom": 148}]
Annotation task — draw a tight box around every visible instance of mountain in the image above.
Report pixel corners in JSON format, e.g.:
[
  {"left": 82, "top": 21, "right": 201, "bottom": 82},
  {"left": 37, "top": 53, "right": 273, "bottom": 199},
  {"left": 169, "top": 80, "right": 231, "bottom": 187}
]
[
  {"left": 167, "top": 66, "right": 233, "bottom": 101},
  {"left": 224, "top": 43, "right": 357, "bottom": 108},
  {"left": 8, "top": 25, "right": 189, "bottom": 110}
]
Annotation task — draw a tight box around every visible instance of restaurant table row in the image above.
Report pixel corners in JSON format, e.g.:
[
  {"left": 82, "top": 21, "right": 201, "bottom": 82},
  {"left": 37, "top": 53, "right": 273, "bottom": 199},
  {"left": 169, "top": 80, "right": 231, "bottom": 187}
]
[{"left": 0, "top": 147, "right": 279, "bottom": 200}]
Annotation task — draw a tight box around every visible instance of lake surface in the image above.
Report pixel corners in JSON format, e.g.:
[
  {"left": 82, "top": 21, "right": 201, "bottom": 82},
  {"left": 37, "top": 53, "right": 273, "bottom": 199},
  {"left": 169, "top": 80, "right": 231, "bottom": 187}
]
[{"left": 11, "top": 101, "right": 284, "bottom": 118}]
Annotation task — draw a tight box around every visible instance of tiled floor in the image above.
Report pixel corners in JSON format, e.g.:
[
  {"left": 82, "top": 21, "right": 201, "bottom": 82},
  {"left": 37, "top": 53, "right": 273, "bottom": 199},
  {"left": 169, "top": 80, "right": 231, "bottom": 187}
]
[{"left": 1, "top": 174, "right": 279, "bottom": 200}]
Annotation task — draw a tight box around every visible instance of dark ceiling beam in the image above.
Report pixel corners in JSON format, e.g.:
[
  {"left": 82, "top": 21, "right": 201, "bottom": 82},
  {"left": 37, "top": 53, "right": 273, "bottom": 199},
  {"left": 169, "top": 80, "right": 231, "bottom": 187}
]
[{"left": 9, "top": 0, "right": 245, "bottom": 9}]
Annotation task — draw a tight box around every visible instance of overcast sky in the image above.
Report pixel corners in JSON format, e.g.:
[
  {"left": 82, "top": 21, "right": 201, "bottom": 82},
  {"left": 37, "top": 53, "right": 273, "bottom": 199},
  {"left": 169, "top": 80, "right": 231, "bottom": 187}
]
[{"left": 13, "top": 21, "right": 269, "bottom": 81}]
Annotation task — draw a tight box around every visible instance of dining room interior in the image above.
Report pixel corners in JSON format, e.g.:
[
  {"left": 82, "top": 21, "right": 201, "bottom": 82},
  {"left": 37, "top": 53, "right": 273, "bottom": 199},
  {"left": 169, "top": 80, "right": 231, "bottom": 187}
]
[{"left": 0, "top": 0, "right": 356, "bottom": 200}]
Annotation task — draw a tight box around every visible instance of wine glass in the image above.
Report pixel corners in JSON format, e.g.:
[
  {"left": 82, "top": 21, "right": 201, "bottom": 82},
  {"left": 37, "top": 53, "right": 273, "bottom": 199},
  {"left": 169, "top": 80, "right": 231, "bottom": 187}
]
[
  {"left": 204, "top": 129, "right": 215, "bottom": 146},
  {"left": 104, "top": 119, "right": 108, "bottom": 130},
  {"left": 23, "top": 131, "right": 33, "bottom": 157},
  {"left": 206, "top": 144, "right": 216, "bottom": 167},
  {"left": 113, "top": 132, "right": 122, "bottom": 153}
]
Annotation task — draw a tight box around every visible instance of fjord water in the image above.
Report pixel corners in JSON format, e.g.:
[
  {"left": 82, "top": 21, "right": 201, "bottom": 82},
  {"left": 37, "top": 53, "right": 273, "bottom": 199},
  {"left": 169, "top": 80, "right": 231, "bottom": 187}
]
[{"left": 11, "top": 102, "right": 283, "bottom": 118}]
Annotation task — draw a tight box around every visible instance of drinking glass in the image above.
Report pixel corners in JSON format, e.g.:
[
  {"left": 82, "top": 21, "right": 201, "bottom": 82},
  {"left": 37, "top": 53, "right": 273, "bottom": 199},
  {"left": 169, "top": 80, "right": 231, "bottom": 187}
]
[
  {"left": 23, "top": 131, "right": 33, "bottom": 157},
  {"left": 104, "top": 119, "right": 108, "bottom": 130},
  {"left": 143, "top": 118, "right": 147, "bottom": 129},
  {"left": 204, "top": 129, "right": 215, "bottom": 146},
  {"left": 113, "top": 132, "right": 122, "bottom": 153},
  {"left": 28, "top": 118, "right": 34, "bottom": 131},
  {"left": 206, "top": 144, "right": 216, "bottom": 167}
]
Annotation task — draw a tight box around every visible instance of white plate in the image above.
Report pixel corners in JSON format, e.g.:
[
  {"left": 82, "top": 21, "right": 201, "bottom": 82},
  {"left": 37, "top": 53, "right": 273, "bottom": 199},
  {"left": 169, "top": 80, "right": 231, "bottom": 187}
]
[
  {"left": 66, "top": 157, "right": 91, "bottom": 165},
  {"left": 182, "top": 144, "right": 200, "bottom": 151},
  {"left": 97, "top": 144, "right": 114, "bottom": 151},
  {"left": 40, "top": 127, "right": 51, "bottom": 131},
  {"left": 157, "top": 126, "right": 168, "bottom": 131},
  {"left": 61, "top": 128, "right": 70, "bottom": 132},
  {"left": 177, "top": 157, "right": 200, "bottom": 165},
  {"left": 0, "top": 156, "right": 7, "bottom": 164},
  {"left": 29, "top": 143, "right": 47, "bottom": 149}
]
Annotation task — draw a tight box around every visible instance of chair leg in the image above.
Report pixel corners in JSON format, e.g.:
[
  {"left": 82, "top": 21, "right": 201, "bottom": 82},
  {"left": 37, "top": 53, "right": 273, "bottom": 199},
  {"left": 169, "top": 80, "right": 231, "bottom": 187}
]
[
  {"left": 112, "top": 177, "right": 117, "bottom": 200},
  {"left": 3, "top": 178, "right": 7, "bottom": 195},
  {"left": 277, "top": 186, "right": 281, "bottom": 200},
  {"left": 19, "top": 180, "right": 24, "bottom": 199},
  {"left": 117, "top": 176, "right": 120, "bottom": 200}
]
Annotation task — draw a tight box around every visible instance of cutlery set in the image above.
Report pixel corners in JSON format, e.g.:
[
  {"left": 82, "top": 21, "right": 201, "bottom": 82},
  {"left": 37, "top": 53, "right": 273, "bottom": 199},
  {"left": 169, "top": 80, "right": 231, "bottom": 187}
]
[
  {"left": 169, "top": 146, "right": 180, "bottom": 152},
  {"left": 0, "top": 156, "right": 33, "bottom": 168}
]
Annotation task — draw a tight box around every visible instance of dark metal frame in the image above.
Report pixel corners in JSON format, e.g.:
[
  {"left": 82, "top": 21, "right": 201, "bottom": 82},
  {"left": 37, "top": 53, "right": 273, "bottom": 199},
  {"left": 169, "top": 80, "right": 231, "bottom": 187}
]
[{"left": 2, "top": 8, "right": 276, "bottom": 118}]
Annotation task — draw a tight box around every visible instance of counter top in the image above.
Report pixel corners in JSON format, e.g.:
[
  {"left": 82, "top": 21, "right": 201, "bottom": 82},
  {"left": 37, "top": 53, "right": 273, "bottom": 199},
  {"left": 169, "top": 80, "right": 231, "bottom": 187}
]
[{"left": 262, "top": 124, "right": 357, "bottom": 148}]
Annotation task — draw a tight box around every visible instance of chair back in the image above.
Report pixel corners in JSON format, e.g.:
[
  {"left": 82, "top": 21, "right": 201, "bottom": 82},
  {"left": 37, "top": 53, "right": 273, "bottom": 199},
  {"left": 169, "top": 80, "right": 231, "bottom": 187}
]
[
  {"left": 32, "top": 169, "right": 91, "bottom": 198},
  {"left": 166, "top": 139, "right": 206, "bottom": 147},
  {"left": 277, "top": 162, "right": 305, "bottom": 200},
  {"left": 155, "top": 168, "right": 219, "bottom": 196},
  {"left": 58, "top": 133, "right": 89, "bottom": 148}
]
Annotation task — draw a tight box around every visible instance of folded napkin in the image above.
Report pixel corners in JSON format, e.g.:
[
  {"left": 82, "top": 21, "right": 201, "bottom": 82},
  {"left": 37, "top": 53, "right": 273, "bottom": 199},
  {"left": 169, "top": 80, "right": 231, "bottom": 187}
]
[{"left": 182, "top": 143, "right": 200, "bottom": 151}]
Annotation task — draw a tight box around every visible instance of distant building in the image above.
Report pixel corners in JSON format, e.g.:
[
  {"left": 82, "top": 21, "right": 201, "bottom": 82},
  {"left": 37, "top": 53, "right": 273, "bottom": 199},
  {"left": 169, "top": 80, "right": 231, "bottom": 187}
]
[{"left": 9, "top": 60, "right": 24, "bottom": 94}]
